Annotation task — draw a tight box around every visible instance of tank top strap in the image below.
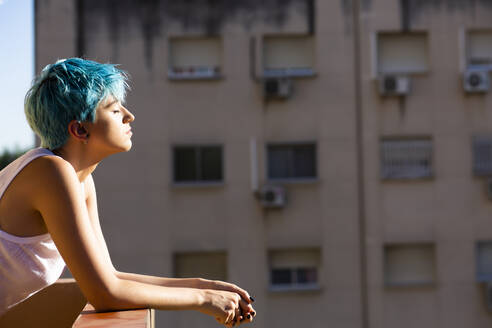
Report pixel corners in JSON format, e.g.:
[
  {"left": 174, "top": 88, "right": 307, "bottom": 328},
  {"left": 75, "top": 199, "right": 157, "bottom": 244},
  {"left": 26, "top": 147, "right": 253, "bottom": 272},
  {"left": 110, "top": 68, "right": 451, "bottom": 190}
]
[{"left": 0, "top": 148, "right": 57, "bottom": 201}]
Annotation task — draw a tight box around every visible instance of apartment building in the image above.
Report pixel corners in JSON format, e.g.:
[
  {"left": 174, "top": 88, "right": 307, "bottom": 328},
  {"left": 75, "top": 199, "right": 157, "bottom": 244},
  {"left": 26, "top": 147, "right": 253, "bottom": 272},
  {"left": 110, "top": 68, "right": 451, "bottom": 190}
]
[{"left": 35, "top": 1, "right": 492, "bottom": 327}]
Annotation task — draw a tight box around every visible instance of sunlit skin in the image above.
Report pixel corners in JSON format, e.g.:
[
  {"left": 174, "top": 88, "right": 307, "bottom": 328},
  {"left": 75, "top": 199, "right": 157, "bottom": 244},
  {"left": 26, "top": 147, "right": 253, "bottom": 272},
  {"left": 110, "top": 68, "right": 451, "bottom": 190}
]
[{"left": 0, "top": 95, "right": 255, "bottom": 327}]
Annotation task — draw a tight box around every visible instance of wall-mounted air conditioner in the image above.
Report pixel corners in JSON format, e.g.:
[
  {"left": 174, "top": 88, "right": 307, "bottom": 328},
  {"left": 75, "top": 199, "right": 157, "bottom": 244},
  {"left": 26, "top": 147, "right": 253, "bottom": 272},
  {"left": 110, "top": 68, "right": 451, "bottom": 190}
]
[
  {"left": 378, "top": 75, "right": 411, "bottom": 96},
  {"left": 263, "top": 78, "right": 292, "bottom": 99},
  {"left": 464, "top": 69, "right": 490, "bottom": 93},
  {"left": 259, "top": 185, "right": 286, "bottom": 208}
]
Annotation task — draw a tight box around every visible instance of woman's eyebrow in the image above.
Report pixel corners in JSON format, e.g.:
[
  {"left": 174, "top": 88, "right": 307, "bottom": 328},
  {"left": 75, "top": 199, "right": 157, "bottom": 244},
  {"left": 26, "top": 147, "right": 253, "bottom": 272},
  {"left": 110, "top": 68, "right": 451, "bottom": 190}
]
[{"left": 104, "top": 99, "right": 118, "bottom": 108}]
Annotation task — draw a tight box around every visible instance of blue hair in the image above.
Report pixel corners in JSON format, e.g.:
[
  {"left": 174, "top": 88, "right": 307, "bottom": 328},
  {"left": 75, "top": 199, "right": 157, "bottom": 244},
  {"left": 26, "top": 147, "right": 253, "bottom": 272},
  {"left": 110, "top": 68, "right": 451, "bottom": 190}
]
[{"left": 24, "top": 58, "right": 129, "bottom": 150}]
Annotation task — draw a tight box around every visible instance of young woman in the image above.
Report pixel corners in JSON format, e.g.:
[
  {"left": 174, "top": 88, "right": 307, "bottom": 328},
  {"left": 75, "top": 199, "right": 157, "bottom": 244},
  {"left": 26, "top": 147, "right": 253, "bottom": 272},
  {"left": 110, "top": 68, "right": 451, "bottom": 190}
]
[{"left": 0, "top": 58, "right": 255, "bottom": 327}]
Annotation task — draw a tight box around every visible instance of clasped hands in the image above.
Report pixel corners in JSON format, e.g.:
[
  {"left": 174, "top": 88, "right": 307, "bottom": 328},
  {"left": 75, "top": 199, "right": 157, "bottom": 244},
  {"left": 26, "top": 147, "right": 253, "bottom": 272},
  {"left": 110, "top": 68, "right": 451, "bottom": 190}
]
[{"left": 199, "top": 279, "right": 256, "bottom": 327}]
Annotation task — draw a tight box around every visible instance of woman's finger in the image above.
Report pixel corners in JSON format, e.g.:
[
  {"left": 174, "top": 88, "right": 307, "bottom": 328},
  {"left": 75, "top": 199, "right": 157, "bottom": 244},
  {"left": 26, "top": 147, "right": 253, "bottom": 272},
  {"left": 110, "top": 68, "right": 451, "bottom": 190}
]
[
  {"left": 218, "top": 282, "right": 252, "bottom": 304},
  {"left": 238, "top": 299, "right": 254, "bottom": 317},
  {"left": 225, "top": 308, "right": 235, "bottom": 327},
  {"left": 234, "top": 305, "right": 243, "bottom": 326},
  {"left": 231, "top": 285, "right": 253, "bottom": 304}
]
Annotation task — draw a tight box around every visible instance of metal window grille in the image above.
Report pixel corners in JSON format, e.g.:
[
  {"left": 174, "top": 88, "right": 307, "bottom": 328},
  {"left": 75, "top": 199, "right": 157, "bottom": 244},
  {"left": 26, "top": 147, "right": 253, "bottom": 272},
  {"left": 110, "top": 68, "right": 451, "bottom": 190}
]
[
  {"left": 473, "top": 137, "right": 492, "bottom": 176},
  {"left": 381, "top": 139, "right": 433, "bottom": 179}
]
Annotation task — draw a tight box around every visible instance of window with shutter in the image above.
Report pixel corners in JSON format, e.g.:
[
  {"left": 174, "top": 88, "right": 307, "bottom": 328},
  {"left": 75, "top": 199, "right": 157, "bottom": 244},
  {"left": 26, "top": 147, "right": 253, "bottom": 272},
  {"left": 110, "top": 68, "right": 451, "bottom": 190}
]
[
  {"left": 267, "top": 143, "right": 317, "bottom": 180},
  {"left": 269, "top": 249, "right": 321, "bottom": 291},
  {"left": 467, "top": 30, "right": 492, "bottom": 68},
  {"left": 384, "top": 244, "right": 436, "bottom": 286},
  {"left": 473, "top": 137, "right": 492, "bottom": 176},
  {"left": 174, "top": 252, "right": 227, "bottom": 281},
  {"left": 263, "top": 35, "right": 315, "bottom": 78},
  {"left": 477, "top": 241, "right": 492, "bottom": 282},
  {"left": 377, "top": 32, "right": 429, "bottom": 74},
  {"left": 168, "top": 37, "right": 222, "bottom": 79},
  {"left": 173, "top": 145, "right": 223, "bottom": 183}
]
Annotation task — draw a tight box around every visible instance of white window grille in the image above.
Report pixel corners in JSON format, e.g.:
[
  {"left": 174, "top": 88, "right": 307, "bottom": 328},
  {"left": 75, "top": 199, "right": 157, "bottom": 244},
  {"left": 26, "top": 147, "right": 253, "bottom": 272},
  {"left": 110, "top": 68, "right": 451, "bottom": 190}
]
[
  {"left": 384, "top": 244, "right": 436, "bottom": 286},
  {"left": 473, "top": 137, "right": 492, "bottom": 176},
  {"left": 380, "top": 139, "right": 433, "bottom": 179}
]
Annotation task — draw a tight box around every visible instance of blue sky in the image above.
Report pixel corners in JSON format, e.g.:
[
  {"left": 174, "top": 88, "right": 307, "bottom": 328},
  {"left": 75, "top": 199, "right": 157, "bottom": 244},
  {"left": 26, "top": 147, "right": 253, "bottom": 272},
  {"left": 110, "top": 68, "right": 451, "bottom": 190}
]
[{"left": 0, "top": 0, "right": 34, "bottom": 152}]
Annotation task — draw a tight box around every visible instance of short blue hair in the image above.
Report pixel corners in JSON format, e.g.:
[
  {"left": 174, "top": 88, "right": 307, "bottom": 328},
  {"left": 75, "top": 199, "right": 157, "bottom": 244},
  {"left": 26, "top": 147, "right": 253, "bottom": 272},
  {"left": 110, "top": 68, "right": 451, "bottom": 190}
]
[{"left": 25, "top": 58, "right": 129, "bottom": 150}]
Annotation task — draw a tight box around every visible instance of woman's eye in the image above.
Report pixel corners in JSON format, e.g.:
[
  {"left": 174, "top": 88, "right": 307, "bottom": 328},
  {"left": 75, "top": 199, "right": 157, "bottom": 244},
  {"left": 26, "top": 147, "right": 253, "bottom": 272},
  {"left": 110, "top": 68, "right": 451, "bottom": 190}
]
[{"left": 112, "top": 110, "right": 120, "bottom": 114}]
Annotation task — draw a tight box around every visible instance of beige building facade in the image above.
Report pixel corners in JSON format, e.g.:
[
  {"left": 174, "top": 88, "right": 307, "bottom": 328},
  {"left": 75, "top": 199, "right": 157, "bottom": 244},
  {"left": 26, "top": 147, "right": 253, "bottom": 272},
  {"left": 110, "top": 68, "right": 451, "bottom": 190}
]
[{"left": 35, "top": 1, "right": 492, "bottom": 327}]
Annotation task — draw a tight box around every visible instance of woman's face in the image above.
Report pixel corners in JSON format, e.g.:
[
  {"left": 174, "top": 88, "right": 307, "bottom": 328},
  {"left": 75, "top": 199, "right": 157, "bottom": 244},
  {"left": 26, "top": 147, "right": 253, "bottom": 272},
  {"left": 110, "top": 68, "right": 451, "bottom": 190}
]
[{"left": 86, "top": 95, "right": 135, "bottom": 155}]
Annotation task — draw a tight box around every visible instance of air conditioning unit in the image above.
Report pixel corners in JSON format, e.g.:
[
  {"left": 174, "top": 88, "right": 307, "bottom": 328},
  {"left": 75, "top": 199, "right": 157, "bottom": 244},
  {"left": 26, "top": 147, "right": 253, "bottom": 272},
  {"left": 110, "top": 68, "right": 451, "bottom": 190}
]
[
  {"left": 464, "top": 69, "right": 490, "bottom": 93},
  {"left": 263, "top": 78, "right": 293, "bottom": 99},
  {"left": 259, "top": 185, "right": 286, "bottom": 208},
  {"left": 378, "top": 75, "right": 411, "bottom": 96}
]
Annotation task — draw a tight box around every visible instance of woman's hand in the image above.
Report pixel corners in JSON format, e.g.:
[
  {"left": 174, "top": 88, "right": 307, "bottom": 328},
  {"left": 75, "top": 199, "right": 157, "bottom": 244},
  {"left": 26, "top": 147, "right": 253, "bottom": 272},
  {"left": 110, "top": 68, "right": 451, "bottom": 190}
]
[
  {"left": 198, "top": 280, "right": 256, "bottom": 322},
  {"left": 199, "top": 289, "right": 252, "bottom": 327}
]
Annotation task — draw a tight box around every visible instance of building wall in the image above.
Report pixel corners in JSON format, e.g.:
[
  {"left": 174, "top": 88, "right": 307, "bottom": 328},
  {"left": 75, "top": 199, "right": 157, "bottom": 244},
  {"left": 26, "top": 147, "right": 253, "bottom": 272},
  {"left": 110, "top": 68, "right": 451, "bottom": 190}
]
[{"left": 35, "top": 1, "right": 492, "bottom": 327}]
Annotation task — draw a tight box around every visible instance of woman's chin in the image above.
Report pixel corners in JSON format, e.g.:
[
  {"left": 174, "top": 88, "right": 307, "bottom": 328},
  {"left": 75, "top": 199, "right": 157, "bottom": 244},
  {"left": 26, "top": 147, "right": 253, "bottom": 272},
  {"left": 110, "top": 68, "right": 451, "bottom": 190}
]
[{"left": 123, "top": 140, "right": 133, "bottom": 152}]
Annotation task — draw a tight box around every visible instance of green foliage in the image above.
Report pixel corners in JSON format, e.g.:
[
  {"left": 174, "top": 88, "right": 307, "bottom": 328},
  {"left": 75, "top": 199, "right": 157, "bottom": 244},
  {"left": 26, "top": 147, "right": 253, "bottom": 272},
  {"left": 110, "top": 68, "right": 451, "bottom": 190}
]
[{"left": 0, "top": 148, "right": 29, "bottom": 170}]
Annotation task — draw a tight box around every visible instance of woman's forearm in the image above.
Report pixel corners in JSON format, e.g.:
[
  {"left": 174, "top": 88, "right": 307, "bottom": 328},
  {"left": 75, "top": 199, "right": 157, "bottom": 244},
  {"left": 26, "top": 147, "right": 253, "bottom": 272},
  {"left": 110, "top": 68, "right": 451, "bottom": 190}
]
[
  {"left": 92, "top": 277, "right": 248, "bottom": 325},
  {"left": 92, "top": 277, "right": 205, "bottom": 312},
  {"left": 115, "top": 271, "right": 254, "bottom": 307},
  {"left": 115, "top": 271, "right": 207, "bottom": 289}
]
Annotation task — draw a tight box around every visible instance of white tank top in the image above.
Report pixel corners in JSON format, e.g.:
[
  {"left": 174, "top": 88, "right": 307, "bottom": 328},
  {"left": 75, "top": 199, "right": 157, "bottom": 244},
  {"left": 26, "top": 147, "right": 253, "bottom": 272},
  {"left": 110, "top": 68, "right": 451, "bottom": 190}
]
[{"left": 0, "top": 148, "right": 66, "bottom": 316}]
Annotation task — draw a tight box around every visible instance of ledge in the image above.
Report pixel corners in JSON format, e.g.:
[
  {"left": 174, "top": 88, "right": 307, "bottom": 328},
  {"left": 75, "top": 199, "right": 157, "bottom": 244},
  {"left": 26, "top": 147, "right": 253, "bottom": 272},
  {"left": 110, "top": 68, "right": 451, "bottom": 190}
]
[{"left": 73, "top": 304, "right": 154, "bottom": 328}]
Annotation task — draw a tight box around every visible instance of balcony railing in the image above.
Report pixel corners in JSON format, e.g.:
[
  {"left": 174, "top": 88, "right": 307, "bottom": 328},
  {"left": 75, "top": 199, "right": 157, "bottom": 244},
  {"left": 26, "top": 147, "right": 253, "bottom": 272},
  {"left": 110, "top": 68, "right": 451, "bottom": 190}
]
[{"left": 73, "top": 304, "right": 155, "bottom": 328}]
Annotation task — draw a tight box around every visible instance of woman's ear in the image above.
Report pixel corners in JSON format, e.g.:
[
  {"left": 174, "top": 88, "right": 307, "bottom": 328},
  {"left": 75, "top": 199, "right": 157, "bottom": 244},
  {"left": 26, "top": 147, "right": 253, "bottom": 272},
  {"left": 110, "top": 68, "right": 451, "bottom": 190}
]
[{"left": 68, "top": 120, "right": 90, "bottom": 142}]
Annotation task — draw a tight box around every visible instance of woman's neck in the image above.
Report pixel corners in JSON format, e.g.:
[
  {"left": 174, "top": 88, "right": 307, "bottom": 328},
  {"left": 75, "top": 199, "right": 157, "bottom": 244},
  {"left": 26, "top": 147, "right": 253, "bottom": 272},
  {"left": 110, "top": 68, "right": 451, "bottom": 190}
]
[{"left": 50, "top": 145, "right": 100, "bottom": 183}]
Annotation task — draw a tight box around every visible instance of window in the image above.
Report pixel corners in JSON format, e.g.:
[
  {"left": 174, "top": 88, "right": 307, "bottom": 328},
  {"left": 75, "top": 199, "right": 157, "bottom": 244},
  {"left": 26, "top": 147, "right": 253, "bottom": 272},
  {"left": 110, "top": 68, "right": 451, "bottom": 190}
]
[
  {"left": 174, "top": 252, "right": 227, "bottom": 281},
  {"left": 467, "top": 30, "right": 492, "bottom": 68},
  {"left": 477, "top": 241, "right": 492, "bottom": 282},
  {"left": 269, "top": 249, "right": 320, "bottom": 291},
  {"left": 168, "top": 37, "right": 221, "bottom": 79},
  {"left": 263, "top": 35, "right": 315, "bottom": 77},
  {"left": 473, "top": 136, "right": 492, "bottom": 176},
  {"left": 384, "top": 244, "right": 436, "bottom": 286},
  {"left": 377, "top": 32, "right": 429, "bottom": 74},
  {"left": 267, "top": 143, "right": 316, "bottom": 180},
  {"left": 380, "top": 138, "right": 433, "bottom": 180},
  {"left": 173, "top": 145, "right": 223, "bottom": 183}
]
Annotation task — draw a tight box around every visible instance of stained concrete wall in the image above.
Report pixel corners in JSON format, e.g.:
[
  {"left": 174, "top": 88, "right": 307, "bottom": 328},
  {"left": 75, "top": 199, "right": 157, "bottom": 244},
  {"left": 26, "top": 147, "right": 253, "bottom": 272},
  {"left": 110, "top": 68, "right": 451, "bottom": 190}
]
[{"left": 35, "top": 1, "right": 492, "bottom": 328}]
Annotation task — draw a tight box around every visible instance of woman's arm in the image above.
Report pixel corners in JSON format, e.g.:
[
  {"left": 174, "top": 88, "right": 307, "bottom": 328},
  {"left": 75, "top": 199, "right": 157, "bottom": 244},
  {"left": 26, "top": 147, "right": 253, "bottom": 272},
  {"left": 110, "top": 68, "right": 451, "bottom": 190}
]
[
  {"left": 32, "top": 157, "right": 246, "bottom": 326},
  {"left": 84, "top": 174, "right": 255, "bottom": 317}
]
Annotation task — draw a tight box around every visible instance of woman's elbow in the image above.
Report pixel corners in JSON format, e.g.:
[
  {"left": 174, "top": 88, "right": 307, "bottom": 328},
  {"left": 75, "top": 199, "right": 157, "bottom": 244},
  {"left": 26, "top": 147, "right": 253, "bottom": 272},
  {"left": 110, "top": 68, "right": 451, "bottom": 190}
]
[{"left": 84, "top": 278, "right": 124, "bottom": 312}]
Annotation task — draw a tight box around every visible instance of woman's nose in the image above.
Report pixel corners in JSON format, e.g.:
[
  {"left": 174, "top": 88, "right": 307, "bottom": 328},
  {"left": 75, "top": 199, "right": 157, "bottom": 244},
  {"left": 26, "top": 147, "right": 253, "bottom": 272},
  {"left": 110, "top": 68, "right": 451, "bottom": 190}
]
[{"left": 123, "top": 107, "right": 135, "bottom": 123}]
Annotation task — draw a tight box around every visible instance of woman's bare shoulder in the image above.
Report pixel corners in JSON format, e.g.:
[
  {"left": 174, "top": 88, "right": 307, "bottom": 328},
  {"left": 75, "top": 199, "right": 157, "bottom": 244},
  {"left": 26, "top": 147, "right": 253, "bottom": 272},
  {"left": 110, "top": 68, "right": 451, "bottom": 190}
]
[{"left": 24, "top": 156, "right": 80, "bottom": 197}]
